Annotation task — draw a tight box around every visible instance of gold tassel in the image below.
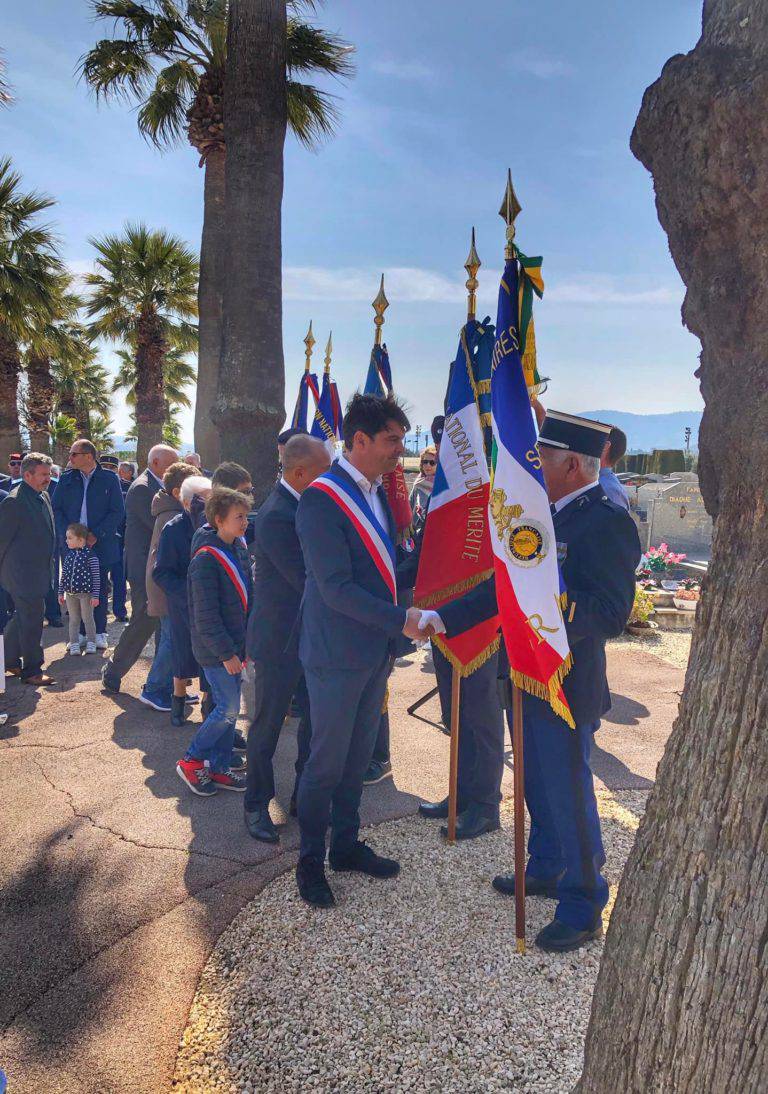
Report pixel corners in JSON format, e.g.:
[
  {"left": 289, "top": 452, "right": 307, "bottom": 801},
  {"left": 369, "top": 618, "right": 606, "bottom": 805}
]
[
  {"left": 432, "top": 633, "right": 501, "bottom": 678},
  {"left": 415, "top": 569, "right": 495, "bottom": 610}
]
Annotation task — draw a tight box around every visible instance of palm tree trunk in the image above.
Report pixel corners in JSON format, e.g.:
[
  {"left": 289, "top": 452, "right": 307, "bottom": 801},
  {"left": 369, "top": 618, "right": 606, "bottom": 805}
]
[
  {"left": 135, "top": 311, "right": 167, "bottom": 468},
  {"left": 26, "top": 353, "right": 54, "bottom": 453},
  {"left": 0, "top": 325, "right": 23, "bottom": 456},
  {"left": 194, "top": 146, "right": 226, "bottom": 470},
  {"left": 579, "top": 6, "right": 768, "bottom": 1091},
  {"left": 214, "top": 0, "right": 286, "bottom": 504}
]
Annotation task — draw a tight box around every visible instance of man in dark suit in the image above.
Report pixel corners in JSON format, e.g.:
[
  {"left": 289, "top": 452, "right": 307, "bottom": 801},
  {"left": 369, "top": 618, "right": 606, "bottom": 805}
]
[
  {"left": 100, "top": 454, "right": 128, "bottom": 621},
  {"left": 243, "top": 435, "right": 331, "bottom": 843},
  {"left": 52, "top": 439, "right": 125, "bottom": 649},
  {"left": 417, "top": 411, "right": 641, "bottom": 953},
  {"left": 43, "top": 469, "right": 64, "bottom": 628},
  {"left": 101, "top": 444, "right": 179, "bottom": 692},
  {"left": 294, "top": 394, "right": 423, "bottom": 907},
  {"left": 0, "top": 453, "right": 56, "bottom": 684}
]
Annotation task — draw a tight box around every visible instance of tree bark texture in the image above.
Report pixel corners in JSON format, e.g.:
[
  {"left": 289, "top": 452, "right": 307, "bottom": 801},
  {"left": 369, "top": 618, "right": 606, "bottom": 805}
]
[
  {"left": 25, "top": 354, "right": 54, "bottom": 453},
  {"left": 0, "top": 326, "right": 23, "bottom": 457},
  {"left": 194, "top": 147, "right": 225, "bottom": 470},
  {"left": 134, "top": 311, "right": 167, "bottom": 469},
  {"left": 215, "top": 0, "right": 286, "bottom": 504},
  {"left": 580, "top": 4, "right": 768, "bottom": 1091}
]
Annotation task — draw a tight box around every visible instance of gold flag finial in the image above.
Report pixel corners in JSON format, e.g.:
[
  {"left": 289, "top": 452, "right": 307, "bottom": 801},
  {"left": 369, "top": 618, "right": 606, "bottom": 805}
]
[
  {"left": 465, "top": 227, "right": 481, "bottom": 320},
  {"left": 372, "top": 273, "right": 389, "bottom": 347},
  {"left": 499, "top": 168, "right": 522, "bottom": 259},
  {"left": 324, "top": 331, "right": 333, "bottom": 374},
  {"left": 303, "top": 320, "right": 315, "bottom": 373}
]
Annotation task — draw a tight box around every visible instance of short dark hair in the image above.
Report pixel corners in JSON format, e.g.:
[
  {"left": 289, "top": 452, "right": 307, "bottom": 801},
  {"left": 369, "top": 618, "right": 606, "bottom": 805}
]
[
  {"left": 212, "top": 461, "right": 252, "bottom": 489},
  {"left": 342, "top": 393, "right": 410, "bottom": 448},
  {"left": 162, "top": 461, "right": 197, "bottom": 494},
  {"left": 21, "top": 452, "right": 52, "bottom": 475},
  {"left": 606, "top": 427, "right": 627, "bottom": 466},
  {"left": 66, "top": 522, "right": 90, "bottom": 541},
  {"left": 204, "top": 487, "right": 251, "bottom": 527}
]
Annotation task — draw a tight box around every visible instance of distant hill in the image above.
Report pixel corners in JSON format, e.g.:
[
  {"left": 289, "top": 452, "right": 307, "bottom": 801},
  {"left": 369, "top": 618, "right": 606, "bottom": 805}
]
[{"left": 579, "top": 410, "right": 703, "bottom": 452}]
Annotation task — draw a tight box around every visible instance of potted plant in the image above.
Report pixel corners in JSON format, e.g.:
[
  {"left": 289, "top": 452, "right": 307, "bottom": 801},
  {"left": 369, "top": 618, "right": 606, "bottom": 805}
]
[
  {"left": 626, "top": 586, "right": 658, "bottom": 636},
  {"left": 673, "top": 578, "right": 701, "bottom": 611}
]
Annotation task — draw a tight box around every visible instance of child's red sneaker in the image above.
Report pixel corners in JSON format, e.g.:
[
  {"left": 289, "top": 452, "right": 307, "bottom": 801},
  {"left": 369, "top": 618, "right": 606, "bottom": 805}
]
[
  {"left": 176, "top": 757, "right": 217, "bottom": 796},
  {"left": 209, "top": 770, "right": 247, "bottom": 792}
]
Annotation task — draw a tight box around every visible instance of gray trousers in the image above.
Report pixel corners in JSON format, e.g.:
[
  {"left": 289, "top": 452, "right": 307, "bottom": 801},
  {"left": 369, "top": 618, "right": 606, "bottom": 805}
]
[
  {"left": 104, "top": 578, "right": 158, "bottom": 681},
  {"left": 66, "top": 593, "right": 96, "bottom": 644},
  {"left": 298, "top": 655, "right": 389, "bottom": 863},
  {"left": 433, "top": 644, "right": 504, "bottom": 809}
]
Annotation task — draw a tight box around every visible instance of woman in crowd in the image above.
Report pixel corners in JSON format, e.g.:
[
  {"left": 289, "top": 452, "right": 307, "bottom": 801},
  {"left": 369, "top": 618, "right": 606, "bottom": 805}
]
[
  {"left": 153, "top": 474, "right": 213, "bottom": 727},
  {"left": 409, "top": 445, "right": 438, "bottom": 530}
]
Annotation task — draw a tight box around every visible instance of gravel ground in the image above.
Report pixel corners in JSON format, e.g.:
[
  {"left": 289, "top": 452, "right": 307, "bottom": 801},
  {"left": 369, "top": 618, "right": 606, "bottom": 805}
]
[
  {"left": 609, "top": 630, "right": 692, "bottom": 670},
  {"left": 174, "top": 789, "right": 648, "bottom": 1093}
]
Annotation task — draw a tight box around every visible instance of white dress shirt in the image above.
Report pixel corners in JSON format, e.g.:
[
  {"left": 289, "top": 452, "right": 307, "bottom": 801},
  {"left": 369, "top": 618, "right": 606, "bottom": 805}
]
[
  {"left": 336, "top": 454, "right": 388, "bottom": 531},
  {"left": 279, "top": 476, "right": 301, "bottom": 502},
  {"left": 553, "top": 480, "right": 599, "bottom": 514}
]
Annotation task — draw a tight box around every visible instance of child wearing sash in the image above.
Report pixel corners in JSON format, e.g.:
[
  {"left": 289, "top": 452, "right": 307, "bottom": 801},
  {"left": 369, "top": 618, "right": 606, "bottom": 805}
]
[{"left": 176, "top": 488, "right": 253, "bottom": 797}]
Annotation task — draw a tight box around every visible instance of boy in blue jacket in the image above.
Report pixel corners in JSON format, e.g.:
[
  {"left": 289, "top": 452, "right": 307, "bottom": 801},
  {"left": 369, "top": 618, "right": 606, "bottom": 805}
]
[{"left": 176, "top": 488, "right": 253, "bottom": 797}]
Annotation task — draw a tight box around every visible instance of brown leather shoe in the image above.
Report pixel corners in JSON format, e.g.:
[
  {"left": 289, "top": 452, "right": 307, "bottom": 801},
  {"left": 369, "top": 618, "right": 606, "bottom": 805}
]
[
  {"left": 5, "top": 667, "right": 21, "bottom": 678},
  {"left": 24, "top": 673, "right": 55, "bottom": 686}
]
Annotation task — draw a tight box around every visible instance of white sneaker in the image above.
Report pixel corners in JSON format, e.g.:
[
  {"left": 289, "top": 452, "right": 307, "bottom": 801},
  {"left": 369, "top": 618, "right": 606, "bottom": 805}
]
[
  {"left": 84, "top": 642, "right": 97, "bottom": 654},
  {"left": 68, "top": 643, "right": 81, "bottom": 656},
  {"left": 95, "top": 633, "right": 109, "bottom": 650}
]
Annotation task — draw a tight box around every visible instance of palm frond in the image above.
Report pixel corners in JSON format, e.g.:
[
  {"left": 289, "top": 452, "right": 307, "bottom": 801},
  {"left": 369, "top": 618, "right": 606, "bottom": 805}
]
[
  {"left": 286, "top": 21, "right": 355, "bottom": 80},
  {"left": 287, "top": 81, "right": 342, "bottom": 148},
  {"left": 137, "top": 59, "right": 198, "bottom": 144}
]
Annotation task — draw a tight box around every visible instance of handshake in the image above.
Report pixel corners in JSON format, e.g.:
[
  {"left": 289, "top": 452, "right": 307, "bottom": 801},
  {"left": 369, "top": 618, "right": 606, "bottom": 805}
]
[{"left": 402, "top": 606, "right": 444, "bottom": 641}]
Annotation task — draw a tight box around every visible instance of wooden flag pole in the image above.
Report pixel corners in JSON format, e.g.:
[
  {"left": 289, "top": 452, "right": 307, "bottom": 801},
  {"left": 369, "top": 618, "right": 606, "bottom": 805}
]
[
  {"left": 446, "top": 665, "right": 461, "bottom": 844},
  {"left": 512, "top": 682, "right": 526, "bottom": 953}
]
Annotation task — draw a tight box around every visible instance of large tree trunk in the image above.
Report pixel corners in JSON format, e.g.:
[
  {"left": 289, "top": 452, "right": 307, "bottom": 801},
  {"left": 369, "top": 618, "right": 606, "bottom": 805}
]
[
  {"left": 0, "top": 326, "right": 23, "bottom": 457},
  {"left": 134, "top": 312, "right": 167, "bottom": 468},
  {"left": 214, "top": 0, "right": 286, "bottom": 504},
  {"left": 580, "top": 4, "right": 768, "bottom": 1091},
  {"left": 194, "top": 147, "right": 225, "bottom": 470},
  {"left": 25, "top": 353, "right": 54, "bottom": 453}
]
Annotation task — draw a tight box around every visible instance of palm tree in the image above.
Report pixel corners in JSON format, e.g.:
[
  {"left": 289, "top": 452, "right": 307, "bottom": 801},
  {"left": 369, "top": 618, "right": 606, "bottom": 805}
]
[
  {"left": 23, "top": 276, "right": 82, "bottom": 453},
  {"left": 113, "top": 340, "right": 196, "bottom": 440},
  {"left": 0, "top": 156, "right": 65, "bottom": 456},
  {"left": 49, "top": 412, "right": 78, "bottom": 465},
  {"left": 86, "top": 411, "right": 115, "bottom": 453},
  {"left": 80, "top": 0, "right": 354, "bottom": 468},
  {"left": 85, "top": 223, "right": 198, "bottom": 466}
]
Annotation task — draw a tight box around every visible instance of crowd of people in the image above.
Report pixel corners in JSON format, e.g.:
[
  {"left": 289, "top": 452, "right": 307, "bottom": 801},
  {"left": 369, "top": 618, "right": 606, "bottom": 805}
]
[{"left": 0, "top": 396, "right": 636, "bottom": 954}]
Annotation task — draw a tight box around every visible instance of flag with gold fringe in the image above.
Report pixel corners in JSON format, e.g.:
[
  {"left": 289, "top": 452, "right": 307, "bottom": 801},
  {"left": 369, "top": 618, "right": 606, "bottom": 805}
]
[
  {"left": 490, "top": 251, "right": 574, "bottom": 726},
  {"left": 363, "top": 342, "right": 412, "bottom": 537},
  {"left": 414, "top": 320, "right": 500, "bottom": 676}
]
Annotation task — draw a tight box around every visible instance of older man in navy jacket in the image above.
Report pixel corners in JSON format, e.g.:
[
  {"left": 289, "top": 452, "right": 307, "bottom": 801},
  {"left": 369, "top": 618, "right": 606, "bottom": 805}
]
[
  {"left": 294, "top": 394, "right": 423, "bottom": 907},
  {"left": 52, "top": 438, "right": 125, "bottom": 648}
]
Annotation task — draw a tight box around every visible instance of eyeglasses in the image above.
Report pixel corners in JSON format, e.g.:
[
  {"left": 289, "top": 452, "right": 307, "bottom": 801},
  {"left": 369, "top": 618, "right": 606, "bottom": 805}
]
[
  {"left": 9, "top": 461, "right": 21, "bottom": 467},
  {"left": 421, "top": 459, "right": 436, "bottom": 466}
]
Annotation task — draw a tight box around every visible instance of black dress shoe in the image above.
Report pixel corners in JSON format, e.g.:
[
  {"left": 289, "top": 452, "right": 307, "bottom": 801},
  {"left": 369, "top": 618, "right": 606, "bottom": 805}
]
[
  {"left": 535, "top": 917, "right": 603, "bottom": 953},
  {"left": 46, "top": 617, "right": 64, "bottom": 628},
  {"left": 492, "top": 872, "right": 561, "bottom": 899},
  {"left": 296, "top": 858, "right": 335, "bottom": 907},
  {"left": 418, "top": 796, "right": 467, "bottom": 820},
  {"left": 232, "top": 729, "right": 247, "bottom": 753},
  {"left": 329, "top": 840, "right": 400, "bottom": 878},
  {"left": 101, "top": 663, "right": 121, "bottom": 693},
  {"left": 440, "top": 804, "right": 500, "bottom": 841},
  {"left": 245, "top": 807, "right": 279, "bottom": 844}
]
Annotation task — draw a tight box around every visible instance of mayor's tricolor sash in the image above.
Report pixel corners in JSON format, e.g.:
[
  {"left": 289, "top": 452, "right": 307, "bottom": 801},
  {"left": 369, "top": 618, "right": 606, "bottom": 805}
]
[
  {"left": 309, "top": 469, "right": 397, "bottom": 602},
  {"left": 194, "top": 545, "right": 249, "bottom": 612}
]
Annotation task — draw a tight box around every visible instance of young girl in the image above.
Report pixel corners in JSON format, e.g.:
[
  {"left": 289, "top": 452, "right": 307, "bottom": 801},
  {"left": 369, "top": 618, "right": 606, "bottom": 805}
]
[
  {"left": 59, "top": 523, "right": 100, "bottom": 655},
  {"left": 176, "top": 488, "right": 253, "bottom": 796}
]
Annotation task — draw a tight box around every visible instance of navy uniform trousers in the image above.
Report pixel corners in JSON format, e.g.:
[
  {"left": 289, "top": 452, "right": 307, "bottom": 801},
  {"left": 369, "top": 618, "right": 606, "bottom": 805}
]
[
  {"left": 298, "top": 654, "right": 390, "bottom": 863},
  {"left": 432, "top": 643, "right": 504, "bottom": 809},
  {"left": 518, "top": 695, "right": 608, "bottom": 931}
]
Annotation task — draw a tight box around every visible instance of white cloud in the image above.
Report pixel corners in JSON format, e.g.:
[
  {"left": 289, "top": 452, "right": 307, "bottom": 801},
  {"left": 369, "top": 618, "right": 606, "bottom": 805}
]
[
  {"left": 371, "top": 59, "right": 435, "bottom": 81},
  {"left": 517, "top": 53, "right": 574, "bottom": 79},
  {"left": 283, "top": 267, "right": 680, "bottom": 308}
]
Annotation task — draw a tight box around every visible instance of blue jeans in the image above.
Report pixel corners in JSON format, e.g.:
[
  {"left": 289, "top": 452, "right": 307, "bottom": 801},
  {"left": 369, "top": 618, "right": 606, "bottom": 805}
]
[
  {"left": 185, "top": 663, "right": 242, "bottom": 773},
  {"left": 144, "top": 616, "right": 174, "bottom": 700}
]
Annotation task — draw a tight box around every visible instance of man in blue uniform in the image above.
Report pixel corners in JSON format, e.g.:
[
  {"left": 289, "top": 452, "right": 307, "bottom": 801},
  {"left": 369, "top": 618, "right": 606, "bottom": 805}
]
[{"left": 419, "top": 410, "right": 641, "bottom": 952}]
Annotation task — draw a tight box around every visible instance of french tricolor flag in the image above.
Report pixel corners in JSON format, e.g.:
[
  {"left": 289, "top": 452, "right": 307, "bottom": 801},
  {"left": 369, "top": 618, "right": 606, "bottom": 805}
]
[{"left": 414, "top": 325, "right": 500, "bottom": 675}]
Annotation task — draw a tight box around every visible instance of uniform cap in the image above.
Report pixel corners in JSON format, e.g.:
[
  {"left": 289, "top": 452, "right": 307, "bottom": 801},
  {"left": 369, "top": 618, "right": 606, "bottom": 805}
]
[
  {"left": 538, "top": 411, "right": 612, "bottom": 459},
  {"left": 100, "top": 454, "right": 119, "bottom": 469}
]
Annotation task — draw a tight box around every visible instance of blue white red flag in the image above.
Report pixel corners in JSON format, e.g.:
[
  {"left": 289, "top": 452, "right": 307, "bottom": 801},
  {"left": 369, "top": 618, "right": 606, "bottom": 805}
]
[
  {"left": 291, "top": 371, "right": 319, "bottom": 431},
  {"left": 310, "top": 371, "right": 339, "bottom": 455},
  {"left": 490, "top": 256, "right": 574, "bottom": 726},
  {"left": 414, "top": 322, "right": 500, "bottom": 675}
]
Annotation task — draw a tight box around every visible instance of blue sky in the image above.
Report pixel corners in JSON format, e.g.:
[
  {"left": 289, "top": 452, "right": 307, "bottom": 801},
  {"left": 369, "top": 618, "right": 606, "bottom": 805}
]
[{"left": 4, "top": 0, "right": 703, "bottom": 443}]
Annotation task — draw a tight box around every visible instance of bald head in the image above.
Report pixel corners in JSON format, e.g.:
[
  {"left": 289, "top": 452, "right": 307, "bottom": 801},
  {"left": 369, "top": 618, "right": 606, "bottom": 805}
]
[
  {"left": 282, "top": 435, "right": 331, "bottom": 493},
  {"left": 148, "top": 444, "right": 179, "bottom": 479}
]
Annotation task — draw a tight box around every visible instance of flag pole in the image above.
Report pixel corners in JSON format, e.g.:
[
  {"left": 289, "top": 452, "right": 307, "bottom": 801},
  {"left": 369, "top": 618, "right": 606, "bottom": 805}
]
[
  {"left": 500, "top": 169, "right": 527, "bottom": 954},
  {"left": 446, "top": 229, "right": 483, "bottom": 845},
  {"left": 304, "top": 320, "right": 315, "bottom": 373}
]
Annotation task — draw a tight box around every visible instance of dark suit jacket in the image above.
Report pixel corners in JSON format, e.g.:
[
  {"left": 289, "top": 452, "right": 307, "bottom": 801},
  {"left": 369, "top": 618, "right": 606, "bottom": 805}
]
[
  {"left": 123, "top": 469, "right": 162, "bottom": 589},
  {"left": 296, "top": 462, "right": 406, "bottom": 671},
  {"left": 52, "top": 465, "right": 125, "bottom": 568},
  {"left": 246, "top": 482, "right": 305, "bottom": 663},
  {"left": 438, "top": 485, "right": 641, "bottom": 725},
  {"left": 0, "top": 481, "right": 56, "bottom": 597}
]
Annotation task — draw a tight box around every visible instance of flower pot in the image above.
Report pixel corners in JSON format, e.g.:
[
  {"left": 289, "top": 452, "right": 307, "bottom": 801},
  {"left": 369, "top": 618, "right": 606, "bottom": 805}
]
[
  {"left": 673, "top": 596, "right": 698, "bottom": 611},
  {"left": 626, "top": 620, "right": 659, "bottom": 637}
]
